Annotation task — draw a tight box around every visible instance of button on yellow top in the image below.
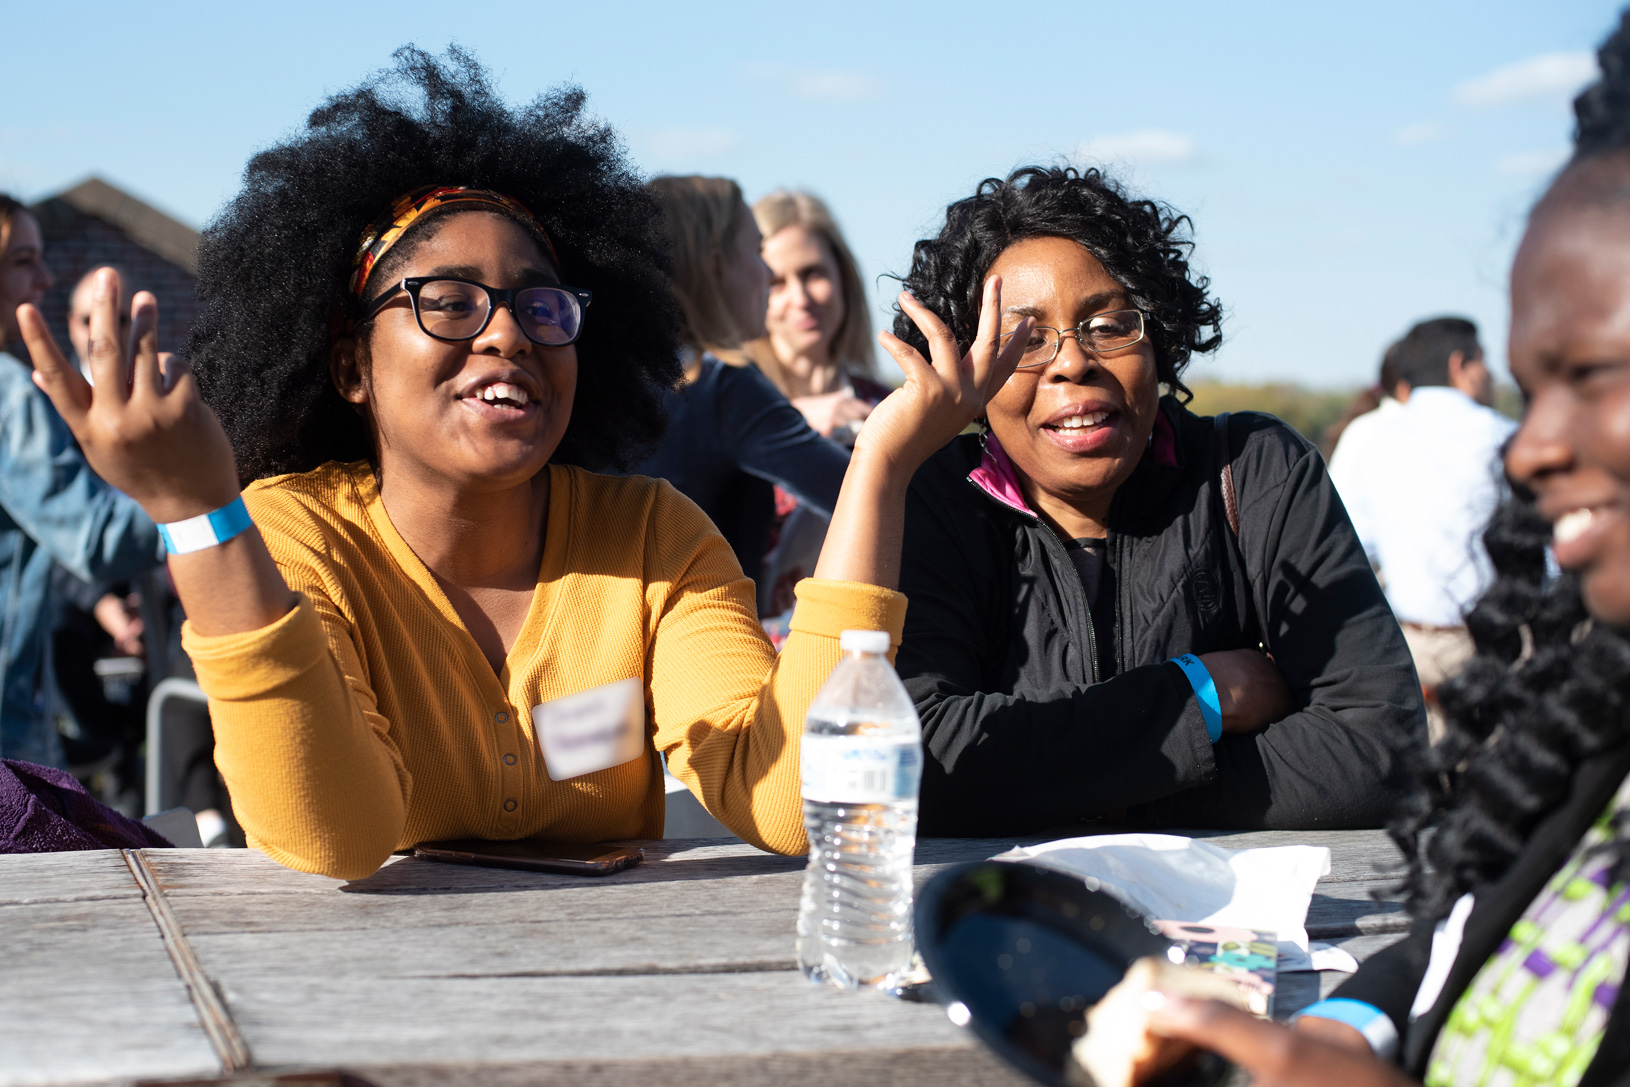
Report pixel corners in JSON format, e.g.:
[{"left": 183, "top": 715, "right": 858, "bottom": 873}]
[
  {"left": 503, "top": 753, "right": 516, "bottom": 766},
  {"left": 495, "top": 711, "right": 509, "bottom": 724},
  {"left": 503, "top": 799, "right": 516, "bottom": 812}
]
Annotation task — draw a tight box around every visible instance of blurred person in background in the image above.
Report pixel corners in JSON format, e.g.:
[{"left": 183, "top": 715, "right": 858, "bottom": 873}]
[
  {"left": 751, "top": 191, "right": 890, "bottom": 614},
  {"left": 0, "top": 196, "right": 160, "bottom": 767},
  {"left": 893, "top": 166, "right": 1426, "bottom": 836},
  {"left": 49, "top": 266, "right": 171, "bottom": 802},
  {"left": 1151, "top": 17, "right": 1630, "bottom": 1080},
  {"left": 634, "top": 176, "right": 849, "bottom": 613},
  {"left": 751, "top": 190, "right": 889, "bottom": 440},
  {"left": 1322, "top": 340, "right": 1404, "bottom": 461},
  {"left": 1330, "top": 317, "right": 1513, "bottom": 741}
]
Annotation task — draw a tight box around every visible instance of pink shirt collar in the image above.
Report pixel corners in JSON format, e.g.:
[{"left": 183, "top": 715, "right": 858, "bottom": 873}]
[{"left": 967, "top": 409, "right": 1178, "bottom": 516}]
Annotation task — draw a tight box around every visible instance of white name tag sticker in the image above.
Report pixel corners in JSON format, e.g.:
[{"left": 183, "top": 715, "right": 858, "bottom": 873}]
[{"left": 533, "top": 677, "right": 646, "bottom": 781}]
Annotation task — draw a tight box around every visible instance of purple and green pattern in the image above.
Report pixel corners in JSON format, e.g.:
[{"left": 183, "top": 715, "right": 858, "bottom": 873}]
[{"left": 1426, "top": 773, "right": 1630, "bottom": 1087}]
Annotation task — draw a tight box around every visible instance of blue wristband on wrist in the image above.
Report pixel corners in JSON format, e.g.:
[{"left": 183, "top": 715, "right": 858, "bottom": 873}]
[
  {"left": 157, "top": 496, "right": 253, "bottom": 555},
  {"left": 1292, "top": 998, "right": 1399, "bottom": 1060},
  {"left": 1170, "top": 654, "right": 1222, "bottom": 742}
]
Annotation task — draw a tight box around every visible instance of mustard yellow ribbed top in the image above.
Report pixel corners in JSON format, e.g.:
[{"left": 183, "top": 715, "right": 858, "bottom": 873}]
[{"left": 182, "top": 460, "right": 905, "bottom": 880}]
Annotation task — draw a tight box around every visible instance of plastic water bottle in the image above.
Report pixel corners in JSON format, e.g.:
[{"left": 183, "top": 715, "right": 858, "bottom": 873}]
[{"left": 797, "top": 629, "right": 924, "bottom": 990}]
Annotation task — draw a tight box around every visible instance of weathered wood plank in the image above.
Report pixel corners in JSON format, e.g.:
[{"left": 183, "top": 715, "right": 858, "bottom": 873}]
[
  {"left": 356, "top": 1045, "right": 1032, "bottom": 1087},
  {"left": 0, "top": 893, "right": 220, "bottom": 1085},
  {"left": 138, "top": 834, "right": 1407, "bottom": 985},
  {"left": 221, "top": 971, "right": 1000, "bottom": 1070},
  {"left": 0, "top": 830, "right": 1406, "bottom": 1085},
  {"left": 0, "top": 848, "right": 148, "bottom": 905}
]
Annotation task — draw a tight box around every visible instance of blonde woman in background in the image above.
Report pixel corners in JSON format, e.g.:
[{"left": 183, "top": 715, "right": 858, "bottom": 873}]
[
  {"left": 632, "top": 177, "right": 849, "bottom": 614},
  {"left": 753, "top": 190, "right": 890, "bottom": 443},
  {"left": 749, "top": 191, "right": 893, "bottom": 616}
]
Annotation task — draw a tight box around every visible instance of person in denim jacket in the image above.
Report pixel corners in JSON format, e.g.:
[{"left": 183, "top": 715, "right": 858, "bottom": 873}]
[{"left": 0, "top": 196, "right": 160, "bottom": 765}]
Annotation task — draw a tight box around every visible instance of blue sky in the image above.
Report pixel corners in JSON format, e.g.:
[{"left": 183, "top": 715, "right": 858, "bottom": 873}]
[{"left": 5, "top": 1, "right": 1619, "bottom": 387}]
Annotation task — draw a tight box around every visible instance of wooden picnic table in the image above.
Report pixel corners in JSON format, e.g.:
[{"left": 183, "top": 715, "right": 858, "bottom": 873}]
[{"left": 0, "top": 829, "right": 1409, "bottom": 1087}]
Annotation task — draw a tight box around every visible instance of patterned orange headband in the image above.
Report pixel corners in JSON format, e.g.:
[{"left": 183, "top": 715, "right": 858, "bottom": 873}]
[{"left": 348, "top": 185, "right": 560, "bottom": 298}]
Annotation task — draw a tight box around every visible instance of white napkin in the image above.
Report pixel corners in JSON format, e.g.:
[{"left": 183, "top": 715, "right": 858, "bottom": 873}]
[{"left": 994, "top": 833, "right": 1332, "bottom": 962}]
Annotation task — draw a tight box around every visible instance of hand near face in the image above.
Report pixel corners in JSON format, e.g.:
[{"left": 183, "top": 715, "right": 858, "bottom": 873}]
[
  {"left": 18, "top": 268, "right": 241, "bottom": 524},
  {"left": 1149, "top": 997, "right": 1414, "bottom": 1087},
  {"left": 868, "top": 279, "right": 1030, "bottom": 474}
]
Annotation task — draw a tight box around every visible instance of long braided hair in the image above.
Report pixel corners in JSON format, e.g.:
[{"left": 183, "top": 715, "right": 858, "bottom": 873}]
[{"left": 1394, "top": 12, "right": 1630, "bottom": 918}]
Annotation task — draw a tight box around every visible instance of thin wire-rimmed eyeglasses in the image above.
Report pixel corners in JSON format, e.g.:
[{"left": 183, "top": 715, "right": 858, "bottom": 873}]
[
  {"left": 999, "top": 309, "right": 1146, "bottom": 368},
  {"left": 360, "top": 276, "right": 594, "bottom": 347}
]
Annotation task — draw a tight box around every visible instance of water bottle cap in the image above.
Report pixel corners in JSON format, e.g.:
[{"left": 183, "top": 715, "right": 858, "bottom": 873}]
[{"left": 839, "top": 629, "right": 891, "bottom": 654}]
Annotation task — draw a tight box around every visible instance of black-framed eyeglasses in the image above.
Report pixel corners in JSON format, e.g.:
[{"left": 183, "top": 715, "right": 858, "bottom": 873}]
[
  {"left": 360, "top": 277, "right": 593, "bottom": 347},
  {"left": 1000, "top": 309, "right": 1146, "bottom": 369}
]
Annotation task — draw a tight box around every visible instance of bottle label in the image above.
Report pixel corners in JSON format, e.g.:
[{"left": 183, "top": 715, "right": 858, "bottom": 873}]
[{"left": 801, "top": 735, "right": 922, "bottom": 803}]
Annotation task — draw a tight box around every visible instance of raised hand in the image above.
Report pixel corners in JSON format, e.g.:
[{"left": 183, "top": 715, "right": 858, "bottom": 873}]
[
  {"left": 810, "top": 277, "right": 1030, "bottom": 590},
  {"left": 864, "top": 277, "right": 1030, "bottom": 473},
  {"left": 17, "top": 268, "right": 239, "bottom": 524},
  {"left": 18, "top": 268, "right": 292, "bottom": 638}
]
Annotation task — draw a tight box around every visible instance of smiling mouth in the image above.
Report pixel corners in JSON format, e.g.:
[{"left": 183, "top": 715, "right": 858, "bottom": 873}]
[
  {"left": 1044, "top": 410, "right": 1114, "bottom": 433},
  {"left": 1555, "top": 507, "right": 1596, "bottom": 546},
  {"left": 465, "top": 382, "right": 533, "bottom": 410}
]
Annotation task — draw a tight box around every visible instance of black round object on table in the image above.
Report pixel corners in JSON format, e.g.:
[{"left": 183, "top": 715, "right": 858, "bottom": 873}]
[{"left": 914, "top": 860, "right": 1232, "bottom": 1087}]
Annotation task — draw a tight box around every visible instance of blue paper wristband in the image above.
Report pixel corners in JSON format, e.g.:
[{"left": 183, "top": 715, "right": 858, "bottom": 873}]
[
  {"left": 1291, "top": 998, "right": 1399, "bottom": 1060},
  {"left": 1170, "top": 654, "right": 1222, "bottom": 742},
  {"left": 157, "top": 496, "right": 253, "bottom": 555}
]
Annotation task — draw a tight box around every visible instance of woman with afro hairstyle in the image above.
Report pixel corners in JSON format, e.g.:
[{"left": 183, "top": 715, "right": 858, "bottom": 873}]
[
  {"left": 1146, "top": 13, "right": 1630, "bottom": 1086},
  {"left": 892, "top": 166, "right": 1426, "bottom": 836},
  {"left": 13, "top": 48, "right": 1029, "bottom": 880}
]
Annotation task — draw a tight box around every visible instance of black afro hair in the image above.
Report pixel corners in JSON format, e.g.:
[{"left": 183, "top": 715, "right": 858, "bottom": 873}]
[
  {"left": 185, "top": 45, "right": 682, "bottom": 482},
  {"left": 890, "top": 165, "right": 1222, "bottom": 398}
]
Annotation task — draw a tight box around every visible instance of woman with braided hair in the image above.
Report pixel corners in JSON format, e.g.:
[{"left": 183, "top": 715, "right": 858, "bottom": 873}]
[
  {"left": 1145, "top": 12, "right": 1630, "bottom": 1086},
  {"left": 11, "top": 47, "right": 1032, "bottom": 880}
]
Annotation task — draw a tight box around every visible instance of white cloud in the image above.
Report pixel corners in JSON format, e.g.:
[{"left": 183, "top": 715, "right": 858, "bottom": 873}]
[
  {"left": 1495, "top": 147, "right": 1570, "bottom": 177},
  {"left": 1453, "top": 51, "right": 1597, "bottom": 109},
  {"left": 640, "top": 127, "right": 742, "bottom": 162},
  {"left": 745, "top": 63, "right": 884, "bottom": 103},
  {"left": 1076, "top": 129, "right": 1197, "bottom": 166},
  {"left": 1393, "top": 122, "right": 1444, "bottom": 147}
]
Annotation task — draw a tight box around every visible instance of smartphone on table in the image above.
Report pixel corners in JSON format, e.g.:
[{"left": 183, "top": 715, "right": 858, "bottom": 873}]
[{"left": 413, "top": 837, "right": 645, "bottom": 876}]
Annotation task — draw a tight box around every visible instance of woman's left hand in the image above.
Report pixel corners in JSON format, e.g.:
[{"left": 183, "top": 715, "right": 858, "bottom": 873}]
[
  {"left": 1149, "top": 997, "right": 1416, "bottom": 1087},
  {"left": 862, "top": 279, "right": 1030, "bottom": 475},
  {"left": 808, "top": 278, "right": 1029, "bottom": 589}
]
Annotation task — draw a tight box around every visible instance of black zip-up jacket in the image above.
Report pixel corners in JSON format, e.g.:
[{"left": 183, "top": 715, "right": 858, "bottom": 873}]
[
  {"left": 897, "top": 399, "right": 1427, "bottom": 836},
  {"left": 1332, "top": 741, "right": 1630, "bottom": 1085}
]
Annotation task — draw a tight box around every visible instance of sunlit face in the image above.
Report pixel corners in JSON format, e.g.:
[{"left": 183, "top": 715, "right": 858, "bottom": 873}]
[
  {"left": 1506, "top": 170, "right": 1630, "bottom": 626},
  {"left": 338, "top": 211, "right": 577, "bottom": 492},
  {"left": 718, "top": 202, "right": 770, "bottom": 342},
  {"left": 0, "top": 213, "right": 53, "bottom": 344},
  {"left": 70, "top": 268, "right": 130, "bottom": 363},
  {"left": 763, "top": 224, "right": 845, "bottom": 364},
  {"left": 984, "top": 236, "right": 1161, "bottom": 521}
]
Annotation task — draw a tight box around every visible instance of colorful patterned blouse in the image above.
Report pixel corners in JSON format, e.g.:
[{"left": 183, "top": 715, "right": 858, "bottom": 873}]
[{"left": 1426, "top": 771, "right": 1630, "bottom": 1087}]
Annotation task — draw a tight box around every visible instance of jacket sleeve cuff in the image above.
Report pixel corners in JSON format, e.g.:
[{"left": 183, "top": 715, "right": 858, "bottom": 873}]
[
  {"left": 788, "top": 578, "right": 908, "bottom": 645},
  {"left": 181, "top": 593, "right": 325, "bottom": 700},
  {"left": 1161, "top": 659, "right": 1219, "bottom": 776}
]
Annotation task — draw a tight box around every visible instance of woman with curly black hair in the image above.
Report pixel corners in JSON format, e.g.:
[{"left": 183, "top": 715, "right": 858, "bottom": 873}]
[
  {"left": 1145, "top": 13, "right": 1630, "bottom": 1086},
  {"left": 892, "top": 165, "right": 1426, "bottom": 835},
  {"left": 11, "top": 47, "right": 1029, "bottom": 880}
]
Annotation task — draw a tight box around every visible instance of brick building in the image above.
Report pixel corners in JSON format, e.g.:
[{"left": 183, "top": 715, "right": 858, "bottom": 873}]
[{"left": 30, "top": 177, "right": 200, "bottom": 355}]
